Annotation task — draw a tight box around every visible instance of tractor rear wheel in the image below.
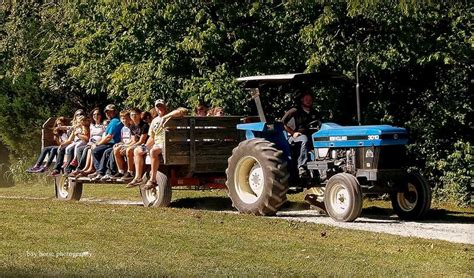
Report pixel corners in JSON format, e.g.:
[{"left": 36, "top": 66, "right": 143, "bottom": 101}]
[
  {"left": 226, "top": 139, "right": 289, "bottom": 215},
  {"left": 390, "top": 172, "right": 431, "bottom": 220},
  {"left": 54, "top": 174, "right": 82, "bottom": 201},
  {"left": 140, "top": 171, "right": 172, "bottom": 207},
  {"left": 324, "top": 173, "right": 362, "bottom": 222}
]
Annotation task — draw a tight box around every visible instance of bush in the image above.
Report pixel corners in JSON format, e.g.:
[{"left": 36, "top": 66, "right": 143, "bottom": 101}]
[
  {"left": 434, "top": 141, "right": 473, "bottom": 207},
  {"left": 3, "top": 157, "right": 49, "bottom": 186}
]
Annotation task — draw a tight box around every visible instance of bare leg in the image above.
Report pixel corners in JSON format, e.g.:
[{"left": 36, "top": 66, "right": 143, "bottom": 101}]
[
  {"left": 149, "top": 146, "right": 162, "bottom": 183},
  {"left": 126, "top": 146, "right": 135, "bottom": 173},
  {"left": 133, "top": 147, "right": 146, "bottom": 181},
  {"left": 114, "top": 147, "right": 126, "bottom": 172}
]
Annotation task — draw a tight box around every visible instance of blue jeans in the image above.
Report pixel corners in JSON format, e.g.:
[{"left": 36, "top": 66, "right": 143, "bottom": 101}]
[
  {"left": 35, "top": 146, "right": 58, "bottom": 167},
  {"left": 289, "top": 134, "right": 309, "bottom": 169},
  {"left": 92, "top": 144, "right": 113, "bottom": 174}
]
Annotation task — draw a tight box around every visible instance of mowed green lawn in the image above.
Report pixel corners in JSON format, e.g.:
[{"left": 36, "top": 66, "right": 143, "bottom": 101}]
[{"left": 0, "top": 183, "right": 472, "bottom": 277}]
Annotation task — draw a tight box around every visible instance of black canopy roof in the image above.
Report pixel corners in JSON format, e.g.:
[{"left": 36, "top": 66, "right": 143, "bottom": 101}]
[{"left": 236, "top": 72, "right": 351, "bottom": 88}]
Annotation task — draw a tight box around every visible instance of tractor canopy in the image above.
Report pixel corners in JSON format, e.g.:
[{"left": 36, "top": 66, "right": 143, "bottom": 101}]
[{"left": 236, "top": 72, "right": 350, "bottom": 88}]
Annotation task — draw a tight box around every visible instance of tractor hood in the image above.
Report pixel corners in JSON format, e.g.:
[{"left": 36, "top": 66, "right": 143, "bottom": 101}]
[{"left": 312, "top": 123, "right": 408, "bottom": 147}]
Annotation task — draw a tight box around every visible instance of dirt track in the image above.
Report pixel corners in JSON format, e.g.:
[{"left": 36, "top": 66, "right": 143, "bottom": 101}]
[{"left": 275, "top": 210, "right": 473, "bottom": 245}]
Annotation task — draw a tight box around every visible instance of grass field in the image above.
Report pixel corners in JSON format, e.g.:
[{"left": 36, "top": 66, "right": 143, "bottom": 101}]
[{"left": 0, "top": 182, "right": 473, "bottom": 277}]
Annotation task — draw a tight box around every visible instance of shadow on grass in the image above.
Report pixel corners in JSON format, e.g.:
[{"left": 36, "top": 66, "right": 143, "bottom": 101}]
[
  {"left": 171, "top": 196, "right": 234, "bottom": 211},
  {"left": 171, "top": 197, "right": 311, "bottom": 212}
]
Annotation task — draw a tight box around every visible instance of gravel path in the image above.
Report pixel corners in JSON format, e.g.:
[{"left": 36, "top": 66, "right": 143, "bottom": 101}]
[
  {"left": 275, "top": 210, "right": 474, "bottom": 245},
  {"left": 3, "top": 195, "right": 473, "bottom": 245}
]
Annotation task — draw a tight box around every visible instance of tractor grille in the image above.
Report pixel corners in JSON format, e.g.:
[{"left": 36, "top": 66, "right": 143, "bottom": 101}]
[{"left": 377, "top": 146, "right": 406, "bottom": 169}]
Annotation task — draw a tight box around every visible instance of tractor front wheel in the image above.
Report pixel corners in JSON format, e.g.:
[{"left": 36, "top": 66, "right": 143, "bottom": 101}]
[
  {"left": 226, "top": 139, "right": 289, "bottom": 215},
  {"left": 390, "top": 172, "right": 431, "bottom": 220},
  {"left": 324, "top": 173, "right": 362, "bottom": 222}
]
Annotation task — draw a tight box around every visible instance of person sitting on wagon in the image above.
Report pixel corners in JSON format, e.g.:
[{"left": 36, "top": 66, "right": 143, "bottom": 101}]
[
  {"left": 207, "top": 106, "right": 225, "bottom": 116},
  {"left": 113, "top": 108, "right": 149, "bottom": 181},
  {"left": 69, "top": 107, "right": 106, "bottom": 177},
  {"left": 194, "top": 101, "right": 208, "bottom": 116},
  {"left": 98, "top": 110, "right": 133, "bottom": 181},
  {"left": 142, "top": 107, "right": 188, "bottom": 190},
  {"left": 27, "top": 117, "right": 69, "bottom": 173},
  {"left": 63, "top": 115, "right": 90, "bottom": 174},
  {"left": 88, "top": 104, "right": 123, "bottom": 180},
  {"left": 50, "top": 109, "right": 85, "bottom": 176},
  {"left": 127, "top": 99, "right": 167, "bottom": 187},
  {"left": 281, "top": 90, "right": 320, "bottom": 177}
]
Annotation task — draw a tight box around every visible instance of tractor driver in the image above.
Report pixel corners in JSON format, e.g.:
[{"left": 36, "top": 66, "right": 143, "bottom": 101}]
[{"left": 282, "top": 91, "right": 320, "bottom": 177}]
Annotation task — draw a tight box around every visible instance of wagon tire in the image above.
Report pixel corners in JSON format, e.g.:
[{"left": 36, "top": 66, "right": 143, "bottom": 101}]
[
  {"left": 54, "top": 174, "right": 83, "bottom": 201},
  {"left": 226, "top": 139, "right": 289, "bottom": 216},
  {"left": 140, "top": 171, "right": 172, "bottom": 207}
]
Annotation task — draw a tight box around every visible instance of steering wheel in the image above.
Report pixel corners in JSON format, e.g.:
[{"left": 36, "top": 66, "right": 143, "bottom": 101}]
[{"left": 308, "top": 120, "right": 322, "bottom": 132}]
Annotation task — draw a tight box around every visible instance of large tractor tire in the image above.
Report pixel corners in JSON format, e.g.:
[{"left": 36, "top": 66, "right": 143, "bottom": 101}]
[
  {"left": 324, "top": 173, "right": 363, "bottom": 222},
  {"left": 140, "top": 170, "right": 172, "bottom": 207},
  {"left": 390, "top": 172, "right": 431, "bottom": 220},
  {"left": 226, "top": 139, "right": 289, "bottom": 216},
  {"left": 54, "top": 175, "right": 83, "bottom": 201}
]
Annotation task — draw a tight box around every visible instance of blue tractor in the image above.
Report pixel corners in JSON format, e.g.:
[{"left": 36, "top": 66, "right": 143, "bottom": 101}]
[{"left": 225, "top": 73, "right": 431, "bottom": 222}]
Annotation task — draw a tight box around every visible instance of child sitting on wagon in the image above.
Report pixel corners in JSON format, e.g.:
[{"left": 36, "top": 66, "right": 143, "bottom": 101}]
[
  {"left": 113, "top": 108, "right": 150, "bottom": 181},
  {"left": 27, "top": 117, "right": 69, "bottom": 173}
]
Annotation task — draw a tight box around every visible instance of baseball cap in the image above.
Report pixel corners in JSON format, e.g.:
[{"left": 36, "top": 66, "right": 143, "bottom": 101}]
[
  {"left": 104, "top": 104, "right": 116, "bottom": 112},
  {"left": 155, "top": 99, "right": 165, "bottom": 106}
]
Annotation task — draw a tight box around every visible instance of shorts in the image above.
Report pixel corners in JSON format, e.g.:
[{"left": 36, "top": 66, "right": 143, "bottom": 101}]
[
  {"left": 114, "top": 143, "right": 130, "bottom": 155},
  {"left": 140, "top": 144, "right": 163, "bottom": 154}
]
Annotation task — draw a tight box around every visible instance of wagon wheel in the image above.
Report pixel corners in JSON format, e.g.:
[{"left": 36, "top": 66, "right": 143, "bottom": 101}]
[
  {"left": 54, "top": 174, "right": 82, "bottom": 201},
  {"left": 140, "top": 171, "right": 172, "bottom": 207}
]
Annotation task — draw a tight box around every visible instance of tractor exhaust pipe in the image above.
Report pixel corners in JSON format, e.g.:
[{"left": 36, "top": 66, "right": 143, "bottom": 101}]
[{"left": 356, "top": 56, "right": 362, "bottom": 125}]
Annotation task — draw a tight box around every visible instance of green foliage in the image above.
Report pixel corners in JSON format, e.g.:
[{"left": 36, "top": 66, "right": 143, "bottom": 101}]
[
  {"left": 435, "top": 141, "right": 473, "bottom": 207},
  {"left": 0, "top": 1, "right": 471, "bottom": 204},
  {"left": 3, "top": 156, "right": 48, "bottom": 186}
]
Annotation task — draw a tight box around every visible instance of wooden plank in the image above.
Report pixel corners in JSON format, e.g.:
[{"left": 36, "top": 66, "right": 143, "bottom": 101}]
[
  {"left": 165, "top": 129, "right": 242, "bottom": 142},
  {"left": 194, "top": 116, "right": 243, "bottom": 128},
  {"left": 42, "top": 117, "right": 57, "bottom": 148},
  {"left": 165, "top": 116, "right": 251, "bottom": 129},
  {"left": 195, "top": 141, "right": 237, "bottom": 155},
  {"left": 189, "top": 118, "right": 196, "bottom": 172},
  {"left": 164, "top": 118, "right": 190, "bottom": 128}
]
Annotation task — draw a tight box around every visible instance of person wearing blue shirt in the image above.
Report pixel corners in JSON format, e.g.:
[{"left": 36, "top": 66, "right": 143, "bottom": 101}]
[{"left": 89, "top": 104, "right": 123, "bottom": 180}]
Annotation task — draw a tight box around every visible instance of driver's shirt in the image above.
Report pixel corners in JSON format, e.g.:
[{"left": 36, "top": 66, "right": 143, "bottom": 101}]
[{"left": 282, "top": 106, "right": 320, "bottom": 137}]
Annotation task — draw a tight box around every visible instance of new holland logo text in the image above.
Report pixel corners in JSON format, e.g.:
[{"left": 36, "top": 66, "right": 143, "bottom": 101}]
[{"left": 329, "top": 136, "right": 347, "bottom": 141}]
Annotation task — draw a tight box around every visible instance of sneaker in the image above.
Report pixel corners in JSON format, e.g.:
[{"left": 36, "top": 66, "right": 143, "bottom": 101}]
[
  {"left": 100, "top": 174, "right": 112, "bottom": 181},
  {"left": 50, "top": 170, "right": 60, "bottom": 177},
  {"left": 26, "top": 166, "right": 40, "bottom": 173},
  {"left": 121, "top": 172, "right": 134, "bottom": 181},
  {"left": 112, "top": 172, "right": 124, "bottom": 179},
  {"left": 35, "top": 166, "right": 47, "bottom": 173},
  {"left": 91, "top": 174, "right": 103, "bottom": 181},
  {"left": 70, "top": 159, "right": 78, "bottom": 167}
]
